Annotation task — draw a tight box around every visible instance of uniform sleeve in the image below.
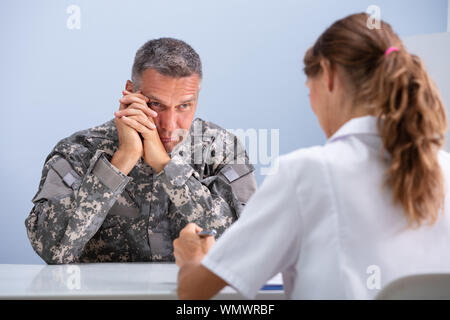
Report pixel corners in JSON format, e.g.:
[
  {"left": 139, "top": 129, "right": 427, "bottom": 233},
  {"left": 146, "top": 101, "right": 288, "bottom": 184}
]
[
  {"left": 157, "top": 145, "right": 257, "bottom": 238},
  {"left": 201, "top": 156, "right": 303, "bottom": 299},
  {"left": 25, "top": 146, "right": 131, "bottom": 264}
]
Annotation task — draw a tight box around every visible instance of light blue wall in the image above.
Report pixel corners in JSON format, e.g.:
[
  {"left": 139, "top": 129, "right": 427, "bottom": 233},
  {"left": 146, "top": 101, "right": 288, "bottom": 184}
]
[{"left": 0, "top": 0, "right": 447, "bottom": 264}]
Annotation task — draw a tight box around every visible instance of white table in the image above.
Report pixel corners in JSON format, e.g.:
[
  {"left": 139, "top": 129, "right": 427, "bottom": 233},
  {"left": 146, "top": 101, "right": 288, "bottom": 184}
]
[{"left": 0, "top": 263, "right": 284, "bottom": 300}]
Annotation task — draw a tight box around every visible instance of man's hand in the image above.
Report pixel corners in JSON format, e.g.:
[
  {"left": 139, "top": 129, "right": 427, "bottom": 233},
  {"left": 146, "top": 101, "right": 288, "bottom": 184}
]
[
  {"left": 173, "top": 223, "right": 216, "bottom": 268},
  {"left": 111, "top": 89, "right": 153, "bottom": 175},
  {"left": 115, "top": 90, "right": 170, "bottom": 173}
]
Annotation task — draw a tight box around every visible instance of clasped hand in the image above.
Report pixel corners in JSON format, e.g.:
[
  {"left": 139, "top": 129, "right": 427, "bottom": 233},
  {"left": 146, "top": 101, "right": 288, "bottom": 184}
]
[{"left": 114, "top": 89, "right": 170, "bottom": 173}]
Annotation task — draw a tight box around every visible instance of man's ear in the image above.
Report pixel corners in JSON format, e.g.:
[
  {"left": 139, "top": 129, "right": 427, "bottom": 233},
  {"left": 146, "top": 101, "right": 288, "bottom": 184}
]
[
  {"left": 320, "top": 59, "right": 334, "bottom": 92},
  {"left": 126, "top": 80, "right": 134, "bottom": 93}
]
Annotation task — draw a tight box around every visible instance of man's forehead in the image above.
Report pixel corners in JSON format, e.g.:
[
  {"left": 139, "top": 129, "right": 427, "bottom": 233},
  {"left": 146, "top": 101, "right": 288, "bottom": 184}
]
[
  {"left": 145, "top": 92, "right": 197, "bottom": 104},
  {"left": 139, "top": 69, "right": 200, "bottom": 103},
  {"left": 143, "top": 89, "right": 198, "bottom": 103}
]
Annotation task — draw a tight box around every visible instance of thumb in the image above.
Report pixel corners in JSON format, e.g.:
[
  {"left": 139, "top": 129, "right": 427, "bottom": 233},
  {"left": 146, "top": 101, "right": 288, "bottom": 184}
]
[{"left": 181, "top": 223, "right": 202, "bottom": 235}]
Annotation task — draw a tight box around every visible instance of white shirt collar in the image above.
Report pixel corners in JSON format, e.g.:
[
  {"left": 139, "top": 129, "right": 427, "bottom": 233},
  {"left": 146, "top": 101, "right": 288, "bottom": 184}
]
[{"left": 327, "top": 115, "right": 379, "bottom": 143}]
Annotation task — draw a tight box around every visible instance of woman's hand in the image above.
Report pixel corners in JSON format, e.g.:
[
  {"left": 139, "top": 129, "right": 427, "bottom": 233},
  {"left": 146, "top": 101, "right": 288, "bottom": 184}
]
[{"left": 173, "top": 223, "right": 216, "bottom": 268}]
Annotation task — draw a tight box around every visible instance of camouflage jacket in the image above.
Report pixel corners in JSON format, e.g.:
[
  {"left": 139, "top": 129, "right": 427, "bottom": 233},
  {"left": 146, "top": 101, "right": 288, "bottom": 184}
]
[{"left": 25, "top": 118, "right": 257, "bottom": 264}]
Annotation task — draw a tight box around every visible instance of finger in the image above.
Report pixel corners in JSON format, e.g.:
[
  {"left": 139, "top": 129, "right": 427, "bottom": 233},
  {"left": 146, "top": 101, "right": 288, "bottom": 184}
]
[
  {"left": 118, "top": 95, "right": 146, "bottom": 111},
  {"left": 122, "top": 89, "right": 147, "bottom": 102},
  {"left": 121, "top": 90, "right": 147, "bottom": 101},
  {"left": 114, "top": 115, "right": 131, "bottom": 128},
  {"left": 129, "top": 114, "right": 156, "bottom": 130},
  {"left": 116, "top": 107, "right": 146, "bottom": 118},
  {"left": 181, "top": 223, "right": 201, "bottom": 235},
  {"left": 121, "top": 109, "right": 156, "bottom": 130},
  {"left": 125, "top": 102, "right": 158, "bottom": 118},
  {"left": 119, "top": 94, "right": 128, "bottom": 110},
  {"left": 124, "top": 90, "right": 149, "bottom": 102},
  {"left": 120, "top": 95, "right": 148, "bottom": 106},
  {"left": 135, "top": 90, "right": 149, "bottom": 103},
  {"left": 121, "top": 115, "right": 153, "bottom": 133},
  {"left": 119, "top": 92, "right": 133, "bottom": 110},
  {"left": 124, "top": 114, "right": 156, "bottom": 130},
  {"left": 119, "top": 89, "right": 132, "bottom": 110},
  {"left": 119, "top": 101, "right": 127, "bottom": 111},
  {"left": 204, "top": 236, "right": 216, "bottom": 249}
]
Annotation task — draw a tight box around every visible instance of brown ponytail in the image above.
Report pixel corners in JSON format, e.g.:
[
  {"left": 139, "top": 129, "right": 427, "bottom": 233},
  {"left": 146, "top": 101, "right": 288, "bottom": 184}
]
[{"left": 304, "top": 13, "right": 447, "bottom": 227}]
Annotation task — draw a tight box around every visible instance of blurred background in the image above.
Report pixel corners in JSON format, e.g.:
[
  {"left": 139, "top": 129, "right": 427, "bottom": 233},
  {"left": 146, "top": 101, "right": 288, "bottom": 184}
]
[{"left": 0, "top": 0, "right": 448, "bottom": 264}]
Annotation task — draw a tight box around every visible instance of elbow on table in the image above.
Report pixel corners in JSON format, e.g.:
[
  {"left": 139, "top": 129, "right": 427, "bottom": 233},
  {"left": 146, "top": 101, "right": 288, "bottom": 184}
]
[
  {"left": 177, "top": 262, "right": 226, "bottom": 300},
  {"left": 39, "top": 246, "right": 80, "bottom": 265}
]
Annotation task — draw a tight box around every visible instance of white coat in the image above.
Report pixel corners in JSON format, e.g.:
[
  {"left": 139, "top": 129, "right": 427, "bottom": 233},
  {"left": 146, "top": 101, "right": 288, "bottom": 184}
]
[{"left": 202, "top": 116, "right": 450, "bottom": 299}]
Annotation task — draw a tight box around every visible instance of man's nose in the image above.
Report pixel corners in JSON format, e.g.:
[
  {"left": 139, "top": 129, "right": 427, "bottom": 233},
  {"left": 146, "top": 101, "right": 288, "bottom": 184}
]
[{"left": 160, "top": 109, "right": 177, "bottom": 132}]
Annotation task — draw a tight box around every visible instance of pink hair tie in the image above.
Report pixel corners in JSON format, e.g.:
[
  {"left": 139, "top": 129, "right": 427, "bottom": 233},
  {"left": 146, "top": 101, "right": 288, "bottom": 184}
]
[{"left": 385, "top": 46, "right": 399, "bottom": 56}]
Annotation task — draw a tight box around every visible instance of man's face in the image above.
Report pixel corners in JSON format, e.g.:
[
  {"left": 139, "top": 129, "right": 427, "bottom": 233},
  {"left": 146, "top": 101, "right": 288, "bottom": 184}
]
[{"left": 129, "top": 69, "right": 200, "bottom": 152}]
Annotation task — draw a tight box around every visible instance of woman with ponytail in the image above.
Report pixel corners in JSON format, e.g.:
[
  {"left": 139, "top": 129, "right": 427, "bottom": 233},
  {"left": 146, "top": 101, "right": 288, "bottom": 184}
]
[{"left": 173, "top": 13, "right": 450, "bottom": 299}]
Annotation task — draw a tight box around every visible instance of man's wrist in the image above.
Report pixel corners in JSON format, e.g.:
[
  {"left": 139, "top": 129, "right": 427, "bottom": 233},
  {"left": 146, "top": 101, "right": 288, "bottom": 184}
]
[
  {"left": 111, "top": 149, "right": 140, "bottom": 175},
  {"left": 151, "top": 154, "right": 171, "bottom": 173}
]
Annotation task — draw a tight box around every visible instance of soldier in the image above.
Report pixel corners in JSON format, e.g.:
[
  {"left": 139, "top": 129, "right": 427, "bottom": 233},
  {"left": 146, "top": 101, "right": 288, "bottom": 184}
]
[{"left": 25, "top": 38, "right": 257, "bottom": 264}]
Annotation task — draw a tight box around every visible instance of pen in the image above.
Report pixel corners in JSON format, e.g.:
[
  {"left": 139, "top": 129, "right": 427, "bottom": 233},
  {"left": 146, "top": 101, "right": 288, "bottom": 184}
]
[{"left": 197, "top": 229, "right": 217, "bottom": 238}]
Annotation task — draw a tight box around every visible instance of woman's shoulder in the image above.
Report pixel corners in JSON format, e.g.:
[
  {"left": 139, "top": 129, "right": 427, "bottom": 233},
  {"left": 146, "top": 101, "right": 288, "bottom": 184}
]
[
  {"left": 438, "top": 149, "right": 450, "bottom": 173},
  {"left": 438, "top": 149, "right": 450, "bottom": 167},
  {"left": 281, "top": 145, "right": 324, "bottom": 162},
  {"left": 275, "top": 145, "right": 327, "bottom": 179},
  {"left": 438, "top": 149, "right": 450, "bottom": 161}
]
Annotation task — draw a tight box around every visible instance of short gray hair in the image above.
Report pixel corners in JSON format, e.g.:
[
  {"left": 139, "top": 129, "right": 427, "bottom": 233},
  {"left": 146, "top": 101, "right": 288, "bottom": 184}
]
[{"left": 131, "top": 38, "right": 202, "bottom": 89}]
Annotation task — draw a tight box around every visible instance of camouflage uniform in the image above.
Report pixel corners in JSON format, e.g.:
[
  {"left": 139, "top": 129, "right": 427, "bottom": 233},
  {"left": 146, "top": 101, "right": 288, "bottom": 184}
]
[{"left": 25, "top": 118, "right": 257, "bottom": 264}]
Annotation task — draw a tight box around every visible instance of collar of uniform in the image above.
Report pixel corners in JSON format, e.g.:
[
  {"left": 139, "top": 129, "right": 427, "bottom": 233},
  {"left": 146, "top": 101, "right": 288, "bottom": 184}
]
[{"left": 327, "top": 115, "right": 379, "bottom": 143}]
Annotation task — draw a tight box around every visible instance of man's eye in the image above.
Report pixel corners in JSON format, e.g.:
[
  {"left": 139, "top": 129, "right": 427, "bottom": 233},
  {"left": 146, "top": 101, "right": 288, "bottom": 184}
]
[
  {"left": 179, "top": 103, "right": 190, "bottom": 109},
  {"left": 148, "top": 102, "right": 161, "bottom": 108}
]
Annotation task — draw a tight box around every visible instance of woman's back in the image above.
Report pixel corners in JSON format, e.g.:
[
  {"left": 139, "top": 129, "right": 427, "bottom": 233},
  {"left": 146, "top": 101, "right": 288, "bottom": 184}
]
[
  {"left": 173, "top": 13, "right": 450, "bottom": 300},
  {"left": 291, "top": 115, "right": 450, "bottom": 299}
]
